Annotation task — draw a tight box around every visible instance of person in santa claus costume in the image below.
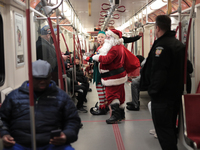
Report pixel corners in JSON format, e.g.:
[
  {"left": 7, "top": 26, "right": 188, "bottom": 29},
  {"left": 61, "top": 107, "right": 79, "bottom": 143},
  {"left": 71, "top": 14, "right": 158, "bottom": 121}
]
[{"left": 92, "top": 29, "right": 128, "bottom": 124}]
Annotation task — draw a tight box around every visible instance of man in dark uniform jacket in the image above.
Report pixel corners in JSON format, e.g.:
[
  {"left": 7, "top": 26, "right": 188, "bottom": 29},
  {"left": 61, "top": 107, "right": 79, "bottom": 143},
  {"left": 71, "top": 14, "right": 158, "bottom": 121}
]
[
  {"left": 36, "top": 25, "right": 58, "bottom": 85},
  {"left": 140, "top": 15, "right": 185, "bottom": 150}
]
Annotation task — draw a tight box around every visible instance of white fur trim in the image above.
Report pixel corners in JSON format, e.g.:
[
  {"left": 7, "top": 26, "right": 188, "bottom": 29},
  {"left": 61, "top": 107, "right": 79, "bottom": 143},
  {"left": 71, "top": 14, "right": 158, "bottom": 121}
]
[
  {"left": 92, "top": 55, "right": 99, "bottom": 62},
  {"left": 101, "top": 75, "right": 127, "bottom": 86},
  {"left": 106, "top": 30, "right": 119, "bottom": 39},
  {"left": 111, "top": 99, "right": 120, "bottom": 105},
  {"left": 119, "top": 38, "right": 124, "bottom": 44},
  {"left": 100, "top": 69, "right": 109, "bottom": 73},
  {"left": 119, "top": 103, "right": 125, "bottom": 109}
]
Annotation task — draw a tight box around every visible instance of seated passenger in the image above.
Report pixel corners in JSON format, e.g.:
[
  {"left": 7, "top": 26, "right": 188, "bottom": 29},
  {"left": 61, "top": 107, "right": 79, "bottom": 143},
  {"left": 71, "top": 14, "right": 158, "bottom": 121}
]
[
  {"left": 126, "top": 55, "right": 145, "bottom": 111},
  {"left": 0, "top": 60, "right": 81, "bottom": 150},
  {"left": 74, "top": 56, "right": 90, "bottom": 96},
  {"left": 66, "top": 63, "right": 88, "bottom": 113}
]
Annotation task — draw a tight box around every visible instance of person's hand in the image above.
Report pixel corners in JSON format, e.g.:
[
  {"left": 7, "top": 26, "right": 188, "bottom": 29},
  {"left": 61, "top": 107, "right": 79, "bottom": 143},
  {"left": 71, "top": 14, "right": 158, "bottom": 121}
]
[
  {"left": 50, "top": 132, "right": 67, "bottom": 145},
  {"left": 92, "top": 55, "right": 100, "bottom": 62},
  {"left": 78, "top": 82, "right": 81, "bottom": 85},
  {"left": 2, "top": 135, "right": 16, "bottom": 147},
  {"left": 83, "top": 55, "right": 87, "bottom": 60},
  {"left": 139, "top": 32, "right": 143, "bottom": 37}
]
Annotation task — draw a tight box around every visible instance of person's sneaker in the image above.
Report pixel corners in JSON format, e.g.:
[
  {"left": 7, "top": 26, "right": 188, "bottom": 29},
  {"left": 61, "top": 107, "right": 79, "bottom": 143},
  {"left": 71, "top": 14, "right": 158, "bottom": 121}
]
[
  {"left": 77, "top": 107, "right": 88, "bottom": 113},
  {"left": 149, "top": 129, "right": 156, "bottom": 135}
]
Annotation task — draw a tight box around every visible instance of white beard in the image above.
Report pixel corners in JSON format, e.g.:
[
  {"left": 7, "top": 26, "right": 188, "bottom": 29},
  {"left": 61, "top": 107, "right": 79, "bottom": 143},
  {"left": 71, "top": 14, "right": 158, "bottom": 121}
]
[{"left": 98, "top": 37, "right": 115, "bottom": 55}]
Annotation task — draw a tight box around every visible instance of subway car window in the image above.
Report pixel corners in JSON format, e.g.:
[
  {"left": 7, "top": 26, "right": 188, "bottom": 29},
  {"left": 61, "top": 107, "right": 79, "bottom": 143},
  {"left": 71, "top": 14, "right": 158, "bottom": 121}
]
[{"left": 0, "top": 13, "right": 5, "bottom": 87}]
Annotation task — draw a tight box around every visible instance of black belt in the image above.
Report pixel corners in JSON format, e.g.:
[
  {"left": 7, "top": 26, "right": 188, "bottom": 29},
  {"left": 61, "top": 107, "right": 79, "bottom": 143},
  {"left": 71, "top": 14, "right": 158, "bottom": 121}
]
[{"left": 101, "top": 67, "right": 125, "bottom": 78}]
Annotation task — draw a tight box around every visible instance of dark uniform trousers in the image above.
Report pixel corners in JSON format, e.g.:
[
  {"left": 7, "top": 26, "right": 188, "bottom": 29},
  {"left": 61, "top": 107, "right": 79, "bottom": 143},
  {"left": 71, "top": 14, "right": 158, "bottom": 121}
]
[{"left": 151, "top": 97, "right": 181, "bottom": 150}]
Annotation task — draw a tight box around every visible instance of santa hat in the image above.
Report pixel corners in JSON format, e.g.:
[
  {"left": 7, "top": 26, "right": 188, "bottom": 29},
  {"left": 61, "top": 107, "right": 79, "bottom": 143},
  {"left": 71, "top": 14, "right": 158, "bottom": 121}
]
[{"left": 106, "top": 29, "right": 122, "bottom": 39}]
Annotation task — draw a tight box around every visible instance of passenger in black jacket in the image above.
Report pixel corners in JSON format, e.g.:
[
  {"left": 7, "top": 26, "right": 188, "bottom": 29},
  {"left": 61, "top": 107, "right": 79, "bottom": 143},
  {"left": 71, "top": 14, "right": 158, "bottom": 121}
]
[
  {"left": 36, "top": 25, "right": 58, "bottom": 85},
  {"left": 0, "top": 60, "right": 81, "bottom": 149},
  {"left": 140, "top": 15, "right": 185, "bottom": 150}
]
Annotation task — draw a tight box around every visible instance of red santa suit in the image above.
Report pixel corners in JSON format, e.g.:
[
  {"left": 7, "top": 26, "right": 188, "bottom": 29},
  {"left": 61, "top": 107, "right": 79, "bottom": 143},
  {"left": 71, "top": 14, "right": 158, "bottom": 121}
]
[
  {"left": 93, "top": 29, "right": 140, "bottom": 124},
  {"left": 99, "top": 44, "right": 127, "bottom": 105},
  {"left": 93, "top": 29, "right": 127, "bottom": 106}
]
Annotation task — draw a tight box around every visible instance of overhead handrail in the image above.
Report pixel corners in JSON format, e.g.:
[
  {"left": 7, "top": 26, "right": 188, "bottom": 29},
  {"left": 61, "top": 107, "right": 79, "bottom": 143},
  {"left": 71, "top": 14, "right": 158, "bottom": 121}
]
[
  {"left": 36, "top": 16, "right": 62, "bottom": 20},
  {"left": 41, "top": 0, "right": 63, "bottom": 16},
  {"left": 101, "top": 3, "right": 110, "bottom": 10},
  {"left": 100, "top": 10, "right": 108, "bottom": 17},
  {"left": 99, "top": 17, "right": 105, "bottom": 21},
  {"left": 99, "top": 21, "right": 105, "bottom": 24},
  {"left": 112, "top": 14, "right": 120, "bottom": 19},
  {"left": 101, "top": 4, "right": 119, "bottom": 31},
  {"left": 108, "top": 20, "right": 115, "bottom": 25},
  {"left": 25, "top": 0, "right": 36, "bottom": 150},
  {"left": 116, "top": 5, "right": 126, "bottom": 12}
]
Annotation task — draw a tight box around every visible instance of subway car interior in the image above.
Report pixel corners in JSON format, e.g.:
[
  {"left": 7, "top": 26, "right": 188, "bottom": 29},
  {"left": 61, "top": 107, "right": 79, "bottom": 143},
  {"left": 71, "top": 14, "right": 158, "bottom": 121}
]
[{"left": 0, "top": 0, "right": 200, "bottom": 149}]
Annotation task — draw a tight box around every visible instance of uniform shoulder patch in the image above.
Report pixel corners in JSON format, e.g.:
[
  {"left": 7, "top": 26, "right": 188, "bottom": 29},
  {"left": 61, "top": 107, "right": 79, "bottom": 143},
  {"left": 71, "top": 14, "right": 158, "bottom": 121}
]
[{"left": 155, "top": 46, "right": 164, "bottom": 57}]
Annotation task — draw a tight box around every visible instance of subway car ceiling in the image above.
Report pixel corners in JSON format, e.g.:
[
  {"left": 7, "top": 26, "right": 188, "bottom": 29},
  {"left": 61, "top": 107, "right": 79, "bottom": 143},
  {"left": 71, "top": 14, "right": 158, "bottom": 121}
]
[{"left": 4, "top": 0, "right": 200, "bottom": 36}]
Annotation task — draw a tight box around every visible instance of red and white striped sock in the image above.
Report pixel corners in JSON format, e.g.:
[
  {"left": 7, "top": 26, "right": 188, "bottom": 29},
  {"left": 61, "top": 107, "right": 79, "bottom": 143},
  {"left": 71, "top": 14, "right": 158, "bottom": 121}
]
[{"left": 96, "top": 83, "right": 106, "bottom": 109}]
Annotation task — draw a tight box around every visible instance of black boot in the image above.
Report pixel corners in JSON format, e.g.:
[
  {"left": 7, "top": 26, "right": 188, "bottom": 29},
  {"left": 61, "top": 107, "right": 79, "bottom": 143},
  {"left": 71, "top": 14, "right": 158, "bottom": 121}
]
[
  {"left": 126, "top": 102, "right": 134, "bottom": 106},
  {"left": 106, "top": 103, "right": 121, "bottom": 124},
  {"left": 120, "top": 108, "right": 125, "bottom": 120},
  {"left": 90, "top": 107, "right": 108, "bottom": 115},
  {"left": 126, "top": 105, "right": 140, "bottom": 111}
]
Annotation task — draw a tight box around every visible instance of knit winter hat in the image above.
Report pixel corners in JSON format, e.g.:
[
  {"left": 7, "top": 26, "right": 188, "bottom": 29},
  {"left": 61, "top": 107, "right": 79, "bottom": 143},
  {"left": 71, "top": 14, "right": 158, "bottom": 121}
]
[
  {"left": 32, "top": 60, "right": 52, "bottom": 78},
  {"left": 98, "top": 31, "right": 106, "bottom": 35},
  {"left": 40, "top": 25, "right": 51, "bottom": 35},
  {"left": 106, "top": 29, "right": 122, "bottom": 39}
]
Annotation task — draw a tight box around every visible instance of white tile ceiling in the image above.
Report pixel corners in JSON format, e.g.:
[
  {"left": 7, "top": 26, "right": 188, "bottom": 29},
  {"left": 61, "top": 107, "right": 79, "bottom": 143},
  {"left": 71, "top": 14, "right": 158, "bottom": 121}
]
[{"left": 69, "top": 0, "right": 150, "bottom": 32}]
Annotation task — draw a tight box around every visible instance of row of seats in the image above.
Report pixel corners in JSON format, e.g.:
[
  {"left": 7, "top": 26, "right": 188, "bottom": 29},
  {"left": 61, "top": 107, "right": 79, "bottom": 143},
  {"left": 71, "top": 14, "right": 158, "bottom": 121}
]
[{"left": 182, "top": 81, "right": 200, "bottom": 149}]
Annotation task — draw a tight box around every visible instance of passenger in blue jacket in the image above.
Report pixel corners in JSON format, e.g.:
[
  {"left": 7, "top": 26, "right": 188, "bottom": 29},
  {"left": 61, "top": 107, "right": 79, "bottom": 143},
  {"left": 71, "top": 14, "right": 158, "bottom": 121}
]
[{"left": 0, "top": 60, "right": 81, "bottom": 150}]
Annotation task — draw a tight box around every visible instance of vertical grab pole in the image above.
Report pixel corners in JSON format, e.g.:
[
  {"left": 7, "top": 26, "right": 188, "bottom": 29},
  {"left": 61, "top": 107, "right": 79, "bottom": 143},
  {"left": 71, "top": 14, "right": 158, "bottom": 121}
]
[
  {"left": 77, "top": 34, "right": 83, "bottom": 64},
  {"left": 26, "top": 0, "right": 36, "bottom": 150},
  {"left": 178, "top": 0, "right": 182, "bottom": 42},
  {"left": 61, "top": 33, "right": 72, "bottom": 64},
  {"left": 183, "top": 0, "right": 196, "bottom": 94},
  {"left": 85, "top": 39, "right": 87, "bottom": 53},
  {"left": 41, "top": 0, "right": 64, "bottom": 90},
  {"left": 56, "top": 8, "right": 68, "bottom": 93},
  {"left": 73, "top": 32, "right": 76, "bottom": 81},
  {"left": 131, "top": 42, "right": 134, "bottom": 54},
  {"left": 141, "top": 32, "right": 144, "bottom": 56},
  {"left": 47, "top": 18, "right": 64, "bottom": 90}
]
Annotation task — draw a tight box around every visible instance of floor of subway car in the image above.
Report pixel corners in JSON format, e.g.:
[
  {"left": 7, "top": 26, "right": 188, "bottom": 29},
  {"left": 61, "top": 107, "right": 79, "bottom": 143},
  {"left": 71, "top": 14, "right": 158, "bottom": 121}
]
[{"left": 72, "top": 82, "right": 187, "bottom": 150}]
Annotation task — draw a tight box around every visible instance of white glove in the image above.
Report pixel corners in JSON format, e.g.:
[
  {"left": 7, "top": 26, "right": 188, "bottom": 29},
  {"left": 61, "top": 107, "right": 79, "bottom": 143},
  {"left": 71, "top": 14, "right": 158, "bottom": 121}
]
[
  {"left": 83, "top": 55, "right": 87, "bottom": 60},
  {"left": 92, "top": 55, "right": 100, "bottom": 62}
]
